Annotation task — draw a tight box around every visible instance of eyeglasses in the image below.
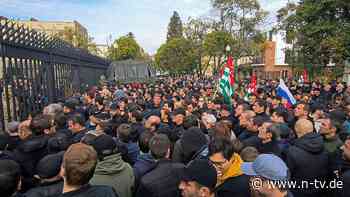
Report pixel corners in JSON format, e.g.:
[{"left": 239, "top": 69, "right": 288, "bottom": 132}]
[{"left": 210, "top": 159, "right": 228, "bottom": 168}]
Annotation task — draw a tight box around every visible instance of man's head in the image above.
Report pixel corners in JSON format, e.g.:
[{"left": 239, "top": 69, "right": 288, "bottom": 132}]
[
  {"left": 89, "top": 134, "right": 118, "bottom": 161},
  {"left": 341, "top": 137, "right": 350, "bottom": 161},
  {"left": 258, "top": 121, "right": 274, "bottom": 143},
  {"left": 117, "top": 124, "right": 132, "bottom": 143},
  {"left": 235, "top": 103, "right": 249, "bottom": 117},
  {"left": 179, "top": 159, "right": 217, "bottom": 197},
  {"left": 271, "top": 107, "right": 288, "bottom": 123},
  {"left": 294, "top": 119, "right": 314, "bottom": 138},
  {"left": 145, "top": 115, "right": 161, "bottom": 132},
  {"left": 139, "top": 131, "right": 155, "bottom": 154},
  {"left": 172, "top": 108, "right": 186, "bottom": 126},
  {"left": 149, "top": 134, "right": 171, "bottom": 160},
  {"left": 30, "top": 114, "right": 55, "bottom": 136},
  {"left": 36, "top": 152, "right": 64, "bottom": 182},
  {"left": 201, "top": 113, "right": 217, "bottom": 129},
  {"left": 294, "top": 103, "right": 310, "bottom": 119},
  {"left": 61, "top": 143, "right": 97, "bottom": 187},
  {"left": 239, "top": 110, "right": 256, "bottom": 128},
  {"left": 208, "top": 137, "right": 235, "bottom": 178},
  {"left": 6, "top": 121, "right": 20, "bottom": 136},
  {"left": 253, "top": 100, "right": 267, "bottom": 114},
  {"left": 319, "top": 117, "right": 337, "bottom": 139},
  {"left": 240, "top": 146, "right": 259, "bottom": 162},
  {"left": 153, "top": 92, "right": 162, "bottom": 107},
  {"left": 242, "top": 154, "right": 289, "bottom": 197},
  {"left": 63, "top": 99, "right": 78, "bottom": 114},
  {"left": 0, "top": 160, "right": 21, "bottom": 197},
  {"left": 68, "top": 114, "right": 85, "bottom": 133}
]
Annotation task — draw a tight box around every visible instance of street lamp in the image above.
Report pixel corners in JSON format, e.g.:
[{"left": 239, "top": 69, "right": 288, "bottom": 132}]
[
  {"left": 226, "top": 45, "right": 231, "bottom": 53},
  {"left": 113, "top": 42, "right": 118, "bottom": 49}
]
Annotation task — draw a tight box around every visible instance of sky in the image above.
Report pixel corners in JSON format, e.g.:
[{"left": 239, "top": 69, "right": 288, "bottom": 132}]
[{"left": 0, "top": 0, "right": 295, "bottom": 54}]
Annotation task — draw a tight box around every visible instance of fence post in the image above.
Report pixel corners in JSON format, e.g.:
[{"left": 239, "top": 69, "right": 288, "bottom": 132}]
[{"left": 47, "top": 52, "right": 55, "bottom": 103}]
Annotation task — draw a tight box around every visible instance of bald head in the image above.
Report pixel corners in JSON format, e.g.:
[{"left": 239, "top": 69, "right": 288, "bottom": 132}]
[{"left": 295, "top": 119, "right": 314, "bottom": 138}]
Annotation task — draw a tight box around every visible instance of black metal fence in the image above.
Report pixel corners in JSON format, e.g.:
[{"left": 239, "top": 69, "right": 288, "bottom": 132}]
[{"left": 0, "top": 19, "right": 109, "bottom": 130}]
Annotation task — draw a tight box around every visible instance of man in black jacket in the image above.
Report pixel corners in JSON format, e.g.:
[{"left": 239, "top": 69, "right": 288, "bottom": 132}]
[
  {"left": 339, "top": 137, "right": 350, "bottom": 197},
  {"left": 58, "top": 143, "right": 118, "bottom": 197},
  {"left": 68, "top": 114, "right": 88, "bottom": 144},
  {"left": 25, "top": 152, "right": 64, "bottom": 197},
  {"left": 252, "top": 100, "right": 270, "bottom": 120},
  {"left": 179, "top": 159, "right": 217, "bottom": 197},
  {"left": 136, "top": 134, "right": 185, "bottom": 197},
  {"left": 0, "top": 159, "right": 22, "bottom": 197},
  {"left": 257, "top": 122, "right": 282, "bottom": 158},
  {"left": 285, "top": 119, "right": 329, "bottom": 197},
  {"left": 13, "top": 117, "right": 51, "bottom": 191}
]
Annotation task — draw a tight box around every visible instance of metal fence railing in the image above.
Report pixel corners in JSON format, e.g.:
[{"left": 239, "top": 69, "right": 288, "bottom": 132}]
[{"left": 0, "top": 19, "right": 110, "bottom": 130}]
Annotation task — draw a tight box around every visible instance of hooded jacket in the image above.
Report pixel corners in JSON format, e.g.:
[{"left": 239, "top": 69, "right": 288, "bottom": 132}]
[
  {"left": 215, "top": 154, "right": 250, "bottom": 197},
  {"left": 286, "top": 132, "right": 329, "bottom": 197},
  {"left": 133, "top": 153, "right": 156, "bottom": 187},
  {"left": 339, "top": 159, "right": 350, "bottom": 197},
  {"left": 90, "top": 153, "right": 134, "bottom": 197}
]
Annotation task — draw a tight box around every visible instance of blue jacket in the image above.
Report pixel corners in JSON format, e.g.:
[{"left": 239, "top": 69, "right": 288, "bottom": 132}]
[{"left": 133, "top": 153, "right": 156, "bottom": 187}]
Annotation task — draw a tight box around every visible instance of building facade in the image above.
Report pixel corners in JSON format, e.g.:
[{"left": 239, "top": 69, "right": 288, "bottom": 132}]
[
  {"left": 252, "top": 31, "right": 292, "bottom": 79},
  {"left": 17, "top": 19, "right": 88, "bottom": 45}
]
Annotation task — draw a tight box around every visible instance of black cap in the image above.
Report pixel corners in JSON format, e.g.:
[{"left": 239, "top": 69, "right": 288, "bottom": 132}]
[
  {"left": 36, "top": 151, "right": 64, "bottom": 179},
  {"left": 171, "top": 108, "right": 186, "bottom": 117},
  {"left": 64, "top": 98, "right": 79, "bottom": 110},
  {"left": 90, "top": 134, "right": 117, "bottom": 157},
  {"left": 94, "top": 112, "right": 111, "bottom": 121},
  {"left": 182, "top": 159, "right": 217, "bottom": 190}
]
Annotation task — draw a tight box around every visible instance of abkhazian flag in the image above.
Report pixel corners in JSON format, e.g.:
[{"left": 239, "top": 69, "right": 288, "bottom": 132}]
[{"left": 220, "top": 67, "right": 234, "bottom": 104}]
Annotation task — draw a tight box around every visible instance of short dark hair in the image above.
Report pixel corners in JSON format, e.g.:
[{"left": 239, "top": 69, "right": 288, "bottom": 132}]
[
  {"left": 139, "top": 131, "right": 155, "bottom": 153},
  {"left": 255, "top": 99, "right": 267, "bottom": 110},
  {"left": 0, "top": 160, "right": 21, "bottom": 197},
  {"left": 63, "top": 143, "right": 97, "bottom": 186},
  {"left": 149, "top": 134, "right": 170, "bottom": 159},
  {"left": 208, "top": 137, "right": 235, "bottom": 160},
  {"left": 131, "top": 110, "right": 143, "bottom": 122},
  {"left": 297, "top": 102, "right": 310, "bottom": 113},
  {"left": 54, "top": 112, "right": 67, "bottom": 129},
  {"left": 30, "top": 114, "right": 53, "bottom": 135},
  {"left": 183, "top": 114, "right": 199, "bottom": 129},
  {"left": 117, "top": 124, "right": 132, "bottom": 143},
  {"left": 273, "top": 107, "right": 289, "bottom": 122},
  {"left": 95, "top": 95, "right": 104, "bottom": 106},
  {"left": 69, "top": 113, "right": 85, "bottom": 126}
]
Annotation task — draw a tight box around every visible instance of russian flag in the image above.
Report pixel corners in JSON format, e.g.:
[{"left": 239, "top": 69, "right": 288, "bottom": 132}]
[{"left": 276, "top": 79, "right": 296, "bottom": 105}]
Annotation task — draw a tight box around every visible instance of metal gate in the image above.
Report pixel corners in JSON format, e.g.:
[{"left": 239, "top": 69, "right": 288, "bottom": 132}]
[{"left": 0, "top": 19, "right": 109, "bottom": 130}]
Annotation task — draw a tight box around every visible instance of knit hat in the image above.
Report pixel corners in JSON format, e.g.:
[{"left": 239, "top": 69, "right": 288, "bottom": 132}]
[
  {"left": 36, "top": 151, "right": 64, "bottom": 179},
  {"left": 181, "top": 128, "right": 208, "bottom": 162}
]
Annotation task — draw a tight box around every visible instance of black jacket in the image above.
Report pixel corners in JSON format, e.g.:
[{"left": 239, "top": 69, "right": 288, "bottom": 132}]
[
  {"left": 70, "top": 129, "right": 88, "bottom": 144},
  {"left": 215, "top": 174, "right": 250, "bottom": 197},
  {"left": 25, "top": 179, "right": 63, "bottom": 197},
  {"left": 285, "top": 132, "right": 329, "bottom": 197},
  {"left": 258, "top": 140, "right": 282, "bottom": 158},
  {"left": 55, "top": 184, "right": 118, "bottom": 197},
  {"left": 13, "top": 135, "right": 49, "bottom": 191},
  {"left": 136, "top": 159, "right": 184, "bottom": 197}
]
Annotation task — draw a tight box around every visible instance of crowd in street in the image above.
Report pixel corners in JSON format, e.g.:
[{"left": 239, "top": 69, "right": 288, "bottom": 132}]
[{"left": 1, "top": 75, "right": 350, "bottom": 197}]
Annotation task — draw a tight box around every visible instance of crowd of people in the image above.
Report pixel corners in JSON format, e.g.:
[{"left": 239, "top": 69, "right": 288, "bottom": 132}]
[{"left": 0, "top": 75, "right": 350, "bottom": 197}]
